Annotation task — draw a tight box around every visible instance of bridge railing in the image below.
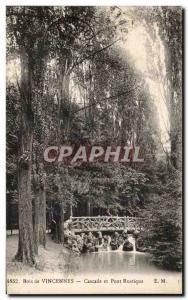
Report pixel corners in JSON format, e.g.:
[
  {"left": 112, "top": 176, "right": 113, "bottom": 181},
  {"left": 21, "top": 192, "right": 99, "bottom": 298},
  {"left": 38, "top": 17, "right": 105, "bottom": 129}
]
[{"left": 68, "top": 216, "right": 143, "bottom": 232}]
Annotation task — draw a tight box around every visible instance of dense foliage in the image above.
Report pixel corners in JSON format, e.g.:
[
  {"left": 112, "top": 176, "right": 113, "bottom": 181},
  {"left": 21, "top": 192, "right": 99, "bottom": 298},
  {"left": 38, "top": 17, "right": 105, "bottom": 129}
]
[{"left": 6, "top": 6, "right": 182, "bottom": 270}]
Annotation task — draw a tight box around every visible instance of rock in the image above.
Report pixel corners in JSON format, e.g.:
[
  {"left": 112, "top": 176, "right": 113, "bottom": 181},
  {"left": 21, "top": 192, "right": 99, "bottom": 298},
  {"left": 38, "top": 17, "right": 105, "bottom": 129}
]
[
  {"left": 122, "top": 232, "right": 128, "bottom": 239},
  {"left": 136, "top": 246, "right": 147, "bottom": 252},
  {"left": 111, "top": 244, "right": 118, "bottom": 251},
  {"left": 123, "top": 240, "right": 133, "bottom": 251},
  {"left": 134, "top": 230, "right": 140, "bottom": 237},
  {"left": 136, "top": 237, "right": 147, "bottom": 252},
  {"left": 118, "top": 235, "right": 124, "bottom": 245},
  {"left": 110, "top": 239, "right": 118, "bottom": 250}
]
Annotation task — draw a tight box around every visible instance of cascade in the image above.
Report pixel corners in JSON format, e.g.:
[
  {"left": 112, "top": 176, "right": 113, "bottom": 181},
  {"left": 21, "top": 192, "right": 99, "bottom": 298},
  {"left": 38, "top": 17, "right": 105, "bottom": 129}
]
[
  {"left": 128, "top": 234, "right": 136, "bottom": 252},
  {"left": 117, "top": 244, "right": 123, "bottom": 251}
]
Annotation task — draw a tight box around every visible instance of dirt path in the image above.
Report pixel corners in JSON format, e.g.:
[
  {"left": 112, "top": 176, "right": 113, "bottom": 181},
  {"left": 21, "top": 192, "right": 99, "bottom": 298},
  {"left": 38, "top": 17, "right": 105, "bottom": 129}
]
[{"left": 6, "top": 234, "right": 72, "bottom": 275}]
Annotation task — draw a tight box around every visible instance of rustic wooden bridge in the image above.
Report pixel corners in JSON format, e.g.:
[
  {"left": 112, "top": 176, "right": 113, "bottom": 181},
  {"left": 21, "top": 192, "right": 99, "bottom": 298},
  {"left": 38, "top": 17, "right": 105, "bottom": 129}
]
[{"left": 67, "top": 216, "right": 143, "bottom": 233}]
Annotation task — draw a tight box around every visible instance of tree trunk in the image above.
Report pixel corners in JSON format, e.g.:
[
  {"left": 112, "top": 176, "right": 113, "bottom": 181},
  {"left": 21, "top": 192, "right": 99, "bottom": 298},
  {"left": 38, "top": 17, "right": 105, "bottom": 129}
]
[
  {"left": 33, "top": 169, "right": 47, "bottom": 251},
  {"left": 32, "top": 56, "right": 47, "bottom": 251},
  {"left": 87, "top": 200, "right": 91, "bottom": 216},
  {"left": 39, "top": 185, "right": 46, "bottom": 247},
  {"left": 59, "top": 201, "right": 64, "bottom": 244},
  {"left": 70, "top": 204, "right": 73, "bottom": 217},
  {"left": 169, "top": 90, "right": 182, "bottom": 170},
  {"left": 15, "top": 49, "right": 35, "bottom": 265},
  {"left": 16, "top": 132, "right": 35, "bottom": 265},
  {"left": 33, "top": 187, "right": 40, "bottom": 254},
  {"left": 56, "top": 57, "right": 71, "bottom": 243}
]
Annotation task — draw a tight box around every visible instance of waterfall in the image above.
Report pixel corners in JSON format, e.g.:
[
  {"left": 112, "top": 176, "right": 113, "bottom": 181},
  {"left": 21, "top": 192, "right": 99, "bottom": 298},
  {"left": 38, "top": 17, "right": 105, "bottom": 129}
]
[
  {"left": 128, "top": 234, "right": 136, "bottom": 252},
  {"left": 117, "top": 244, "right": 123, "bottom": 251},
  {"left": 107, "top": 236, "right": 111, "bottom": 252},
  {"left": 107, "top": 245, "right": 111, "bottom": 252}
]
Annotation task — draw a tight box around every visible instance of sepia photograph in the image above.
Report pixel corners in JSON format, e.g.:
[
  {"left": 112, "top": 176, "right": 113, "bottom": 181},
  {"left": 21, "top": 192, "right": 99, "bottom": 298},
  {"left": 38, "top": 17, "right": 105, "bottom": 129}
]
[{"left": 6, "top": 5, "right": 183, "bottom": 295}]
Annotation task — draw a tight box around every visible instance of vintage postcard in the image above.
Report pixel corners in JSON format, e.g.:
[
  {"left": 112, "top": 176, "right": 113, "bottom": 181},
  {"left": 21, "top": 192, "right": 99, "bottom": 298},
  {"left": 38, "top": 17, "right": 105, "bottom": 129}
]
[{"left": 6, "top": 6, "right": 183, "bottom": 295}]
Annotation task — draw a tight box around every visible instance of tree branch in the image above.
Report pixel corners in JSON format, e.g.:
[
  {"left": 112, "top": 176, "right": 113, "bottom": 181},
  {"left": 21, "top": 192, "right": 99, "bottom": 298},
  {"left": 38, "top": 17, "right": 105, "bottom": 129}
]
[
  {"left": 68, "top": 39, "right": 121, "bottom": 74},
  {"left": 74, "top": 87, "right": 138, "bottom": 114}
]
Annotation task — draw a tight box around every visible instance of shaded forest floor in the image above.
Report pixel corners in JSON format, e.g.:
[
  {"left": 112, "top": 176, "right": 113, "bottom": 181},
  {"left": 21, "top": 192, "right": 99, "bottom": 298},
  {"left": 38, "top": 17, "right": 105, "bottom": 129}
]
[{"left": 6, "top": 234, "right": 74, "bottom": 275}]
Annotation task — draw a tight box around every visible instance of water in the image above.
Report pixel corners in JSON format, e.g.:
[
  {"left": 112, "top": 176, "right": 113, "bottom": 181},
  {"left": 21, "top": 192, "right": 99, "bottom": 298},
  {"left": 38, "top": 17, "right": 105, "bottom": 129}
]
[
  {"left": 63, "top": 235, "right": 180, "bottom": 277},
  {"left": 65, "top": 251, "right": 162, "bottom": 276}
]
